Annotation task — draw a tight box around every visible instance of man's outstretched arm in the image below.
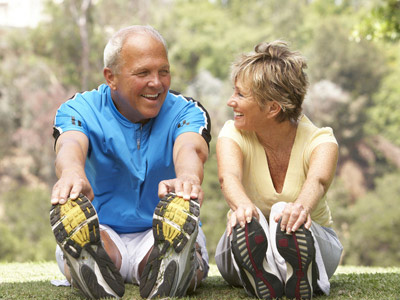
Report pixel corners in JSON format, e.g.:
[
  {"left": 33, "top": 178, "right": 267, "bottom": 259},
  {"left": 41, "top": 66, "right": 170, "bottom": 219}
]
[
  {"left": 158, "top": 132, "right": 209, "bottom": 205},
  {"left": 51, "top": 130, "right": 94, "bottom": 204}
]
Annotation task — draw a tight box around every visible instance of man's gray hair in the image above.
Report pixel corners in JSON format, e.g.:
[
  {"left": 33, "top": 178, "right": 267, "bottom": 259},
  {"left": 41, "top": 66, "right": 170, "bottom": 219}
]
[{"left": 103, "top": 25, "right": 167, "bottom": 72}]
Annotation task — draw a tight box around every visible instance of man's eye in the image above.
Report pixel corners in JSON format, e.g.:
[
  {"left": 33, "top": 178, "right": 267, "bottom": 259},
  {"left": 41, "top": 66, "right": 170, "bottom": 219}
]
[{"left": 136, "top": 71, "right": 148, "bottom": 76}]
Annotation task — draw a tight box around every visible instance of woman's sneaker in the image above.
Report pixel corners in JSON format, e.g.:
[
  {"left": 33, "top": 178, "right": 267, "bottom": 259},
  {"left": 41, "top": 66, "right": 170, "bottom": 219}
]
[
  {"left": 139, "top": 193, "right": 200, "bottom": 299},
  {"left": 231, "top": 217, "right": 283, "bottom": 299},
  {"left": 276, "top": 219, "right": 318, "bottom": 300},
  {"left": 50, "top": 194, "right": 125, "bottom": 299}
]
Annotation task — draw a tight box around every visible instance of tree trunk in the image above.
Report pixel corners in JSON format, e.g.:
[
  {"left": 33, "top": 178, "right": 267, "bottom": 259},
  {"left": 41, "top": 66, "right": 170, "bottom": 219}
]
[{"left": 69, "top": 0, "right": 91, "bottom": 91}]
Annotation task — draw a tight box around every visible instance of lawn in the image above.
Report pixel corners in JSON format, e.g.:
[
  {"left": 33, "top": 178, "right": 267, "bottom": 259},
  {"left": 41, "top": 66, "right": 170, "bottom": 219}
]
[{"left": 1, "top": 262, "right": 400, "bottom": 299}]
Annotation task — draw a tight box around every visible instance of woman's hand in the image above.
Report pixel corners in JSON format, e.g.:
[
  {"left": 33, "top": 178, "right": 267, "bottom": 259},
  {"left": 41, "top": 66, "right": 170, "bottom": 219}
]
[
  {"left": 227, "top": 203, "right": 259, "bottom": 236},
  {"left": 274, "top": 202, "right": 312, "bottom": 234}
]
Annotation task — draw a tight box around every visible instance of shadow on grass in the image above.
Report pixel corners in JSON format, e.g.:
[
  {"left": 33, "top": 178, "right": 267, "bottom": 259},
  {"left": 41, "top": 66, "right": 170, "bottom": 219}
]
[{"left": 1, "top": 273, "right": 400, "bottom": 300}]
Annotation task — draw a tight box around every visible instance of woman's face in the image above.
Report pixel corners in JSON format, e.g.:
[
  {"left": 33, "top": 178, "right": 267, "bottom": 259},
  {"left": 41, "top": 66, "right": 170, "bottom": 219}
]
[{"left": 227, "top": 79, "right": 266, "bottom": 131}]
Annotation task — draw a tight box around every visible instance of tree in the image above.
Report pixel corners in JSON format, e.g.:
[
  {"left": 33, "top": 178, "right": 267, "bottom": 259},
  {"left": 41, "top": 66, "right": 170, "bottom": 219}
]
[
  {"left": 355, "top": 0, "right": 400, "bottom": 42},
  {"left": 68, "top": 0, "right": 92, "bottom": 90}
]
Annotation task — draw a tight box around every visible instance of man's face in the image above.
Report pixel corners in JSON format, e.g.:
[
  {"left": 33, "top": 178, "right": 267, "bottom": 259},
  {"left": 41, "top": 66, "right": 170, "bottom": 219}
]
[{"left": 110, "top": 33, "right": 171, "bottom": 123}]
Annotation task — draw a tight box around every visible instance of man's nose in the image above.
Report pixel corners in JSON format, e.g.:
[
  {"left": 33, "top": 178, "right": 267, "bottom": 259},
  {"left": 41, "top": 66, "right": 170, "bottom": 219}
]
[{"left": 148, "top": 74, "right": 162, "bottom": 88}]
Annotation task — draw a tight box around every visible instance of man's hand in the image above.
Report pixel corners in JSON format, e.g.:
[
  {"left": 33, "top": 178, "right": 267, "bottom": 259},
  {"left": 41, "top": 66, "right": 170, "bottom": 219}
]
[
  {"left": 51, "top": 168, "right": 94, "bottom": 205},
  {"left": 274, "top": 202, "right": 312, "bottom": 234},
  {"left": 158, "top": 174, "right": 203, "bottom": 205}
]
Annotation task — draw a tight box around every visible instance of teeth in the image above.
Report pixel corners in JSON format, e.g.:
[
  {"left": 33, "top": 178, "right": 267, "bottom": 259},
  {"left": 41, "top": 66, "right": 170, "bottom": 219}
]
[
  {"left": 142, "top": 94, "right": 159, "bottom": 98},
  {"left": 234, "top": 112, "right": 243, "bottom": 116}
]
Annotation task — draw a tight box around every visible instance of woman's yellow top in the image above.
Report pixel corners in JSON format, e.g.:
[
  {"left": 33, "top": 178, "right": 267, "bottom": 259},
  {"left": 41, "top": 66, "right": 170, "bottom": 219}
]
[{"left": 218, "top": 115, "right": 337, "bottom": 227}]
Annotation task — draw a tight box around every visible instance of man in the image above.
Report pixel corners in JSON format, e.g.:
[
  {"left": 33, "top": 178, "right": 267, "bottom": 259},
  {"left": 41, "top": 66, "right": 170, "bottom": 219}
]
[{"left": 49, "top": 25, "right": 211, "bottom": 299}]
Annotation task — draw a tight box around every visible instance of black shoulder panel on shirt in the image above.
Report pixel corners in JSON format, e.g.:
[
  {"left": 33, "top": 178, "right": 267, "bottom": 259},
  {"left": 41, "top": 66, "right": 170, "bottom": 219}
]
[{"left": 169, "top": 90, "right": 212, "bottom": 147}]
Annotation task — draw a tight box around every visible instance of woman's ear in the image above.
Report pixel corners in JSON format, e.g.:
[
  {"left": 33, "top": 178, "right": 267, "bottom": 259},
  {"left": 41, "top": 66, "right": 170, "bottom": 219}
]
[
  {"left": 103, "top": 67, "right": 117, "bottom": 90},
  {"left": 267, "top": 101, "right": 282, "bottom": 118}
]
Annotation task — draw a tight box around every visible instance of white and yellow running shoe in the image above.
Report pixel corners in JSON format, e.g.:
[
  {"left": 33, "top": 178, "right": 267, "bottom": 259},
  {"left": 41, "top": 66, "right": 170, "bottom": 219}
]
[
  {"left": 50, "top": 194, "right": 125, "bottom": 299},
  {"left": 139, "top": 193, "right": 200, "bottom": 299}
]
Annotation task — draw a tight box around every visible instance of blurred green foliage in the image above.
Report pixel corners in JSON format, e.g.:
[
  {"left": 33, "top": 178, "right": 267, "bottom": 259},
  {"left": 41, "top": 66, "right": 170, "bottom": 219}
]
[
  {"left": 354, "top": 0, "right": 400, "bottom": 42},
  {"left": 0, "top": 0, "right": 400, "bottom": 267},
  {"left": 0, "top": 187, "right": 56, "bottom": 262},
  {"left": 331, "top": 171, "right": 400, "bottom": 266}
]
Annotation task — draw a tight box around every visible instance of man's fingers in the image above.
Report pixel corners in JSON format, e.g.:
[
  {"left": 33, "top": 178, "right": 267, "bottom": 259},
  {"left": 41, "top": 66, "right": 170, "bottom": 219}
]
[
  {"left": 51, "top": 189, "right": 60, "bottom": 205},
  {"left": 197, "top": 189, "right": 204, "bottom": 206},
  {"left": 158, "top": 180, "right": 172, "bottom": 198},
  {"left": 70, "top": 182, "right": 83, "bottom": 200},
  {"left": 182, "top": 181, "right": 195, "bottom": 200},
  {"left": 174, "top": 181, "right": 184, "bottom": 197}
]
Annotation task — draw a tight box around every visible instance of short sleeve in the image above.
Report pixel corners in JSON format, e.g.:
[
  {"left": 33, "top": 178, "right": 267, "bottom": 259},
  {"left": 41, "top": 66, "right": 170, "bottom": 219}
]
[
  {"left": 173, "top": 98, "right": 211, "bottom": 147},
  {"left": 53, "top": 95, "right": 89, "bottom": 146},
  {"left": 304, "top": 126, "right": 338, "bottom": 165},
  {"left": 218, "top": 120, "right": 245, "bottom": 149}
]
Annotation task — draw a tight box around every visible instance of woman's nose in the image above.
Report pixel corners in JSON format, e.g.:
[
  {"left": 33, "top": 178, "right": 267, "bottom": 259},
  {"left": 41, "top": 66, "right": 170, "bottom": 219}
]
[{"left": 227, "top": 95, "right": 236, "bottom": 107}]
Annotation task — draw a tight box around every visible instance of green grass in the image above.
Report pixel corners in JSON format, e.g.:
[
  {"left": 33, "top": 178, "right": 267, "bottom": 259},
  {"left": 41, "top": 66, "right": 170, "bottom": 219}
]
[{"left": 1, "top": 262, "right": 400, "bottom": 299}]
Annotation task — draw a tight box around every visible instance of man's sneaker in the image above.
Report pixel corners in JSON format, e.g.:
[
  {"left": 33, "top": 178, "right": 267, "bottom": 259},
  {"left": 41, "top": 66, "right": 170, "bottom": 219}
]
[
  {"left": 231, "top": 217, "right": 283, "bottom": 299},
  {"left": 139, "top": 193, "right": 200, "bottom": 299},
  {"left": 276, "top": 219, "right": 318, "bottom": 300},
  {"left": 50, "top": 194, "right": 125, "bottom": 299}
]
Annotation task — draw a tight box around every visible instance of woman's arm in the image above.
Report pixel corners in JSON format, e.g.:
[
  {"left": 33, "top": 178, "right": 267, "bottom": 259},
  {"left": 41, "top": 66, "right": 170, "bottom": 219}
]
[
  {"left": 217, "top": 137, "right": 259, "bottom": 235},
  {"left": 275, "top": 142, "right": 338, "bottom": 233}
]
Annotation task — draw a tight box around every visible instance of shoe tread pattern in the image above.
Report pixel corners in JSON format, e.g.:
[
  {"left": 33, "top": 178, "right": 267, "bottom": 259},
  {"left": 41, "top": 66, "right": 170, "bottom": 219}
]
[
  {"left": 50, "top": 195, "right": 124, "bottom": 299},
  {"left": 276, "top": 219, "right": 316, "bottom": 300},
  {"left": 140, "top": 193, "right": 199, "bottom": 299},
  {"left": 231, "top": 217, "right": 283, "bottom": 299}
]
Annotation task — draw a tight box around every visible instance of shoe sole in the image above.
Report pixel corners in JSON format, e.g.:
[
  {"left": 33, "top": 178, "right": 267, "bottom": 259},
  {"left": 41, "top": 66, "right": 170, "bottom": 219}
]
[
  {"left": 139, "top": 193, "right": 200, "bottom": 299},
  {"left": 231, "top": 217, "right": 283, "bottom": 299},
  {"left": 50, "top": 195, "right": 125, "bottom": 299},
  {"left": 276, "top": 219, "right": 315, "bottom": 300}
]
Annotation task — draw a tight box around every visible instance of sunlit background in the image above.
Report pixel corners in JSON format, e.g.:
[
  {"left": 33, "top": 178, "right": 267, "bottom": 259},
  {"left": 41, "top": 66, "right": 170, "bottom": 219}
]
[{"left": 0, "top": 0, "right": 399, "bottom": 267}]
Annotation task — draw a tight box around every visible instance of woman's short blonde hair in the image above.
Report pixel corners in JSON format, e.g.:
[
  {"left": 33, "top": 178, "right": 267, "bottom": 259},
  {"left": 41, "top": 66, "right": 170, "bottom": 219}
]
[{"left": 231, "top": 40, "right": 308, "bottom": 123}]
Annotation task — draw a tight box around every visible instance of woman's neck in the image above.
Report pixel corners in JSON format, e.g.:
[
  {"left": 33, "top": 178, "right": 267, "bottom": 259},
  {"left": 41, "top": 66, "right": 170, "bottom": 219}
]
[{"left": 256, "top": 119, "right": 298, "bottom": 153}]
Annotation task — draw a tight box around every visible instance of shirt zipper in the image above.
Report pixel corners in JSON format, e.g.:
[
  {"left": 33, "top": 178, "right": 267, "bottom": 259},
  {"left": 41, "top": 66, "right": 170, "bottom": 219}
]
[{"left": 136, "top": 124, "right": 143, "bottom": 150}]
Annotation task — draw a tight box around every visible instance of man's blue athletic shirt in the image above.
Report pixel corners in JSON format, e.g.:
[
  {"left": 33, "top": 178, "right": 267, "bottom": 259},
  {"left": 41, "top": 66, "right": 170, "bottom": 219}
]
[{"left": 53, "top": 84, "right": 211, "bottom": 233}]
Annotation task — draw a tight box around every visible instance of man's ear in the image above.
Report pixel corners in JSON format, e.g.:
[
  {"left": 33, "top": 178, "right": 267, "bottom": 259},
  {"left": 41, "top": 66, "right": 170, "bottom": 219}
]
[{"left": 103, "top": 67, "right": 117, "bottom": 90}]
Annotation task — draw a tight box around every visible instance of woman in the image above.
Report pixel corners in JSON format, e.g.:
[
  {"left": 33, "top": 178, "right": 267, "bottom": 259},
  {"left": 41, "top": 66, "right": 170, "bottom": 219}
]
[{"left": 215, "top": 41, "right": 343, "bottom": 300}]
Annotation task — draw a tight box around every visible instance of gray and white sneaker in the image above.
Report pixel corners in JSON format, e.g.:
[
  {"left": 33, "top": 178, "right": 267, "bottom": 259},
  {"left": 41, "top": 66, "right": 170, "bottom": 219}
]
[
  {"left": 50, "top": 194, "right": 125, "bottom": 299},
  {"left": 231, "top": 217, "right": 283, "bottom": 299},
  {"left": 276, "top": 218, "right": 318, "bottom": 300},
  {"left": 139, "top": 193, "right": 200, "bottom": 299}
]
